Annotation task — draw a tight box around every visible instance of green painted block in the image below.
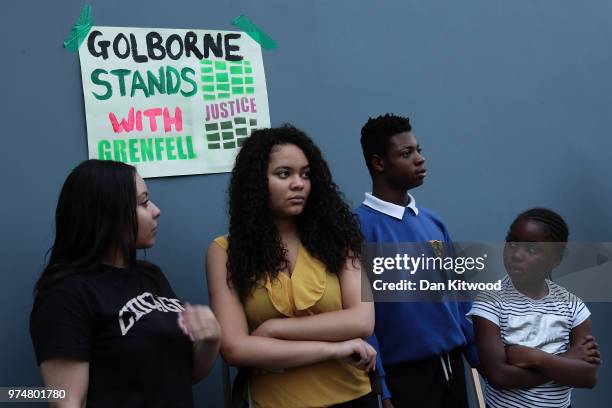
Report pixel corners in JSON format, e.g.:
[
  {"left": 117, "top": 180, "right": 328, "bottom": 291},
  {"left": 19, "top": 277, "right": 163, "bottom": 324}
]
[
  {"left": 231, "top": 77, "right": 244, "bottom": 85},
  {"left": 217, "top": 84, "right": 229, "bottom": 91},
  {"left": 237, "top": 137, "right": 247, "bottom": 147},
  {"left": 246, "top": 87, "right": 254, "bottom": 94},
  {"left": 202, "top": 75, "right": 214, "bottom": 82},
  {"left": 205, "top": 123, "right": 219, "bottom": 131},
  {"left": 218, "top": 92, "right": 230, "bottom": 99},
  {"left": 215, "top": 61, "right": 227, "bottom": 70},
  {"left": 204, "top": 94, "right": 216, "bottom": 101},
  {"left": 234, "top": 117, "right": 246, "bottom": 124},
  {"left": 208, "top": 143, "right": 220, "bottom": 149},
  {"left": 222, "top": 131, "right": 234, "bottom": 140},
  {"left": 201, "top": 85, "right": 215, "bottom": 92},
  {"left": 223, "top": 141, "right": 236, "bottom": 149},
  {"left": 206, "top": 133, "right": 220, "bottom": 141},
  {"left": 249, "top": 119, "right": 257, "bottom": 126},
  {"left": 201, "top": 60, "right": 213, "bottom": 65},
  {"left": 216, "top": 73, "right": 229, "bottom": 82},
  {"left": 232, "top": 86, "right": 244, "bottom": 94},
  {"left": 235, "top": 127, "right": 247, "bottom": 136},
  {"left": 245, "top": 67, "right": 252, "bottom": 74},
  {"left": 244, "top": 60, "right": 251, "bottom": 66},
  {"left": 221, "top": 121, "right": 233, "bottom": 130},
  {"left": 245, "top": 77, "right": 254, "bottom": 84},
  {"left": 230, "top": 66, "right": 243, "bottom": 74},
  {"left": 200, "top": 67, "right": 213, "bottom": 73}
]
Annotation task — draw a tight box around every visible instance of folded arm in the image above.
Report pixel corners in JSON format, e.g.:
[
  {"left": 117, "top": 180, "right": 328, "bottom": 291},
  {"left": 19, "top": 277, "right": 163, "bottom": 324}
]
[
  {"left": 473, "top": 316, "right": 548, "bottom": 389},
  {"left": 252, "top": 255, "right": 374, "bottom": 341},
  {"left": 206, "top": 242, "right": 375, "bottom": 371},
  {"left": 506, "top": 318, "right": 599, "bottom": 388}
]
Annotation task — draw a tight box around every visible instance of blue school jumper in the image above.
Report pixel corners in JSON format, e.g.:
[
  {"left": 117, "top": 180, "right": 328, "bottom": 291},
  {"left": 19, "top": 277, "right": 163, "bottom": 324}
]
[{"left": 356, "top": 193, "right": 478, "bottom": 377}]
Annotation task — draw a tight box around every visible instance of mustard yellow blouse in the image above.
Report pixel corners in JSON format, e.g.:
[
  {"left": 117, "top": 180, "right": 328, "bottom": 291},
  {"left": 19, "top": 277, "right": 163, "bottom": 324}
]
[{"left": 214, "top": 236, "right": 371, "bottom": 408}]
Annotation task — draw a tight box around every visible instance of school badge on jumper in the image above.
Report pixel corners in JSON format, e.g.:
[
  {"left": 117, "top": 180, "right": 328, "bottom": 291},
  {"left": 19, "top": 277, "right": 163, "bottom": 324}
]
[{"left": 428, "top": 240, "right": 444, "bottom": 258}]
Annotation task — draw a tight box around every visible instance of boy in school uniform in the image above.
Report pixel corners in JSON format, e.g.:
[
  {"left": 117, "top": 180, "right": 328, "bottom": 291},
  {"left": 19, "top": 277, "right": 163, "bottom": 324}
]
[{"left": 356, "top": 114, "right": 478, "bottom": 408}]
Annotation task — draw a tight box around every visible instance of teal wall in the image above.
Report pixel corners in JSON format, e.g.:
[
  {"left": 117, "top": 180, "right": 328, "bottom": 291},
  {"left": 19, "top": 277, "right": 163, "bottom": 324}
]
[{"left": 2, "top": 1, "right": 610, "bottom": 406}]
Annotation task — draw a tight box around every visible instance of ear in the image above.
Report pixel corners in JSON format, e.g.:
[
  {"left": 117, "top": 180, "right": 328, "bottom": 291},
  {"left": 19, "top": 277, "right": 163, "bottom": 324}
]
[{"left": 370, "top": 154, "right": 385, "bottom": 174}]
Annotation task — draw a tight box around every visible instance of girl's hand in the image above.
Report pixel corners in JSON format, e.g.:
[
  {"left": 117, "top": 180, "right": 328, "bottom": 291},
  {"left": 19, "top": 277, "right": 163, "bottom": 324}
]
[
  {"left": 564, "top": 335, "right": 601, "bottom": 365},
  {"left": 251, "top": 319, "right": 277, "bottom": 338},
  {"left": 178, "top": 303, "right": 221, "bottom": 344},
  {"left": 332, "top": 338, "right": 377, "bottom": 372},
  {"left": 505, "top": 344, "right": 544, "bottom": 368}
]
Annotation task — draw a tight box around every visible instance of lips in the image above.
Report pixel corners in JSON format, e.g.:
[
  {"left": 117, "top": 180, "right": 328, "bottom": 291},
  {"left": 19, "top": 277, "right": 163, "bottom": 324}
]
[
  {"left": 507, "top": 265, "right": 524, "bottom": 275},
  {"left": 288, "top": 196, "right": 305, "bottom": 204},
  {"left": 415, "top": 168, "right": 427, "bottom": 177}
]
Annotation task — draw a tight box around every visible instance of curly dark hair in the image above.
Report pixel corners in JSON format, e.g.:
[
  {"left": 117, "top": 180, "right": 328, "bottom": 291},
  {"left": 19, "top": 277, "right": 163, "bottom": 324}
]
[
  {"left": 227, "top": 124, "right": 363, "bottom": 301},
  {"left": 360, "top": 113, "right": 412, "bottom": 174}
]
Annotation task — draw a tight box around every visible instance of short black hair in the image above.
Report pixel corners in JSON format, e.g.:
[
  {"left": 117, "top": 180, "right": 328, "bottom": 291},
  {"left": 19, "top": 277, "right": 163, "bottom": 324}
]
[{"left": 360, "top": 113, "right": 412, "bottom": 174}]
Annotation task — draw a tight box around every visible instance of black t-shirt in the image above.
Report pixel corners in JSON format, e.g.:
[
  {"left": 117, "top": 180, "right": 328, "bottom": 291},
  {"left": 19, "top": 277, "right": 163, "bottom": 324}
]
[{"left": 30, "top": 263, "right": 193, "bottom": 408}]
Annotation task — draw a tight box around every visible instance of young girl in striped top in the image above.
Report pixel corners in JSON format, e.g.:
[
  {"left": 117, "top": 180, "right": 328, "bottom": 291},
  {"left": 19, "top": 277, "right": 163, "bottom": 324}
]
[{"left": 468, "top": 208, "right": 600, "bottom": 408}]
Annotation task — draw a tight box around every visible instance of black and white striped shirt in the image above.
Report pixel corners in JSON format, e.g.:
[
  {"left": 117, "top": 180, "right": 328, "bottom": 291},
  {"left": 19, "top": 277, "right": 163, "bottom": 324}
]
[{"left": 468, "top": 276, "right": 590, "bottom": 408}]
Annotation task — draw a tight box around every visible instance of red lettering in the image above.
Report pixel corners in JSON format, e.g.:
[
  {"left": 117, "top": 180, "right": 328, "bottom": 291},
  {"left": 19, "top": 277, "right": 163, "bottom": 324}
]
[
  {"left": 109, "top": 107, "right": 135, "bottom": 133},
  {"left": 163, "top": 107, "right": 183, "bottom": 132}
]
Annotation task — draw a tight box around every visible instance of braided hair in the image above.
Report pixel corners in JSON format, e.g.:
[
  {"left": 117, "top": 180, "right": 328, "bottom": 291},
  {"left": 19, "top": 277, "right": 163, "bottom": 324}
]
[{"left": 507, "top": 207, "right": 569, "bottom": 255}]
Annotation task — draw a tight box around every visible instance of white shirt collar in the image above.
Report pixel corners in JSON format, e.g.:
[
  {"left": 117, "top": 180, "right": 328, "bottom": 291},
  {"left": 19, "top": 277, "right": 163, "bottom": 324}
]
[{"left": 362, "top": 192, "right": 419, "bottom": 219}]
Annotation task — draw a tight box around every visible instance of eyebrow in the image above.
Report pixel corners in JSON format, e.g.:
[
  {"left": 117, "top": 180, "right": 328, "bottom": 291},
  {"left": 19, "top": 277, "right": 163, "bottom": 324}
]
[
  {"left": 273, "top": 165, "right": 310, "bottom": 171},
  {"left": 399, "top": 144, "right": 419, "bottom": 150}
]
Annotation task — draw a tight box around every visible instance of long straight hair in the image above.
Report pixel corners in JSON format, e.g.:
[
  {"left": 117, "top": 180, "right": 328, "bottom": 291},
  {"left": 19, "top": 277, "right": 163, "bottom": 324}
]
[{"left": 34, "top": 160, "right": 139, "bottom": 297}]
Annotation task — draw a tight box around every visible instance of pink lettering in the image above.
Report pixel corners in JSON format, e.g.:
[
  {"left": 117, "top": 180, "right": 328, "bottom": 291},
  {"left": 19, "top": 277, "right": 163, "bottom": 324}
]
[
  {"left": 163, "top": 107, "right": 183, "bottom": 132},
  {"left": 143, "top": 108, "right": 163, "bottom": 132},
  {"left": 109, "top": 107, "right": 135, "bottom": 133}
]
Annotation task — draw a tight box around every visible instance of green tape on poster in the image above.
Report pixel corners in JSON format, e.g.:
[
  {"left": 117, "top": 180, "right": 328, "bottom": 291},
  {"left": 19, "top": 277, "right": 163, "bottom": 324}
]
[
  {"left": 232, "top": 15, "right": 277, "bottom": 50},
  {"left": 64, "top": 4, "right": 93, "bottom": 53}
]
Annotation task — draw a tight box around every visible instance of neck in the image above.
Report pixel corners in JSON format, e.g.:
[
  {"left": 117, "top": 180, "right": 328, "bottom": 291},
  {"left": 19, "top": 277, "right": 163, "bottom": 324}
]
[
  {"left": 512, "top": 279, "right": 548, "bottom": 300},
  {"left": 372, "top": 181, "right": 410, "bottom": 206},
  {"left": 274, "top": 217, "right": 300, "bottom": 242},
  {"left": 103, "top": 246, "right": 127, "bottom": 268}
]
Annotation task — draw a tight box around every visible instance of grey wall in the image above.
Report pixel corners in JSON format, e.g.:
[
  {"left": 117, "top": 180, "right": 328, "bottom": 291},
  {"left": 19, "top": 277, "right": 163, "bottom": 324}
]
[{"left": 2, "top": 0, "right": 611, "bottom": 406}]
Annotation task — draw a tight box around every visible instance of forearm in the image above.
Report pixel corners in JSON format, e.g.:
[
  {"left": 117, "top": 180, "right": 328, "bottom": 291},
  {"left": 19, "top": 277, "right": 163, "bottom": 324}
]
[
  {"left": 222, "top": 335, "right": 336, "bottom": 370},
  {"left": 41, "top": 360, "right": 88, "bottom": 408},
  {"left": 192, "top": 338, "right": 221, "bottom": 383},
  {"left": 533, "top": 353, "right": 598, "bottom": 388},
  {"left": 481, "top": 363, "right": 549, "bottom": 390},
  {"left": 263, "top": 307, "right": 374, "bottom": 341}
]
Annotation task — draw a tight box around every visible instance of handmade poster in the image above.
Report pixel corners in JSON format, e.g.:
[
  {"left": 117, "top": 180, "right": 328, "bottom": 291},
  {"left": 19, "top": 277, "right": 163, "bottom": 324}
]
[{"left": 78, "top": 26, "right": 270, "bottom": 178}]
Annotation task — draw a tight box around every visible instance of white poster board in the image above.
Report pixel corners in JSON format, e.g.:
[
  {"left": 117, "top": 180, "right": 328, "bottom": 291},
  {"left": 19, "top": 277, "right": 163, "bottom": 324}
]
[{"left": 79, "top": 26, "right": 270, "bottom": 178}]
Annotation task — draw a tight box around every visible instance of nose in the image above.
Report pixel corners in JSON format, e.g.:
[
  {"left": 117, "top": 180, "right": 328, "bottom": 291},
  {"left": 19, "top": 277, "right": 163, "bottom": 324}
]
[
  {"left": 290, "top": 174, "right": 305, "bottom": 190},
  {"left": 510, "top": 245, "right": 527, "bottom": 262},
  {"left": 150, "top": 201, "right": 161, "bottom": 219},
  {"left": 415, "top": 151, "right": 425, "bottom": 165}
]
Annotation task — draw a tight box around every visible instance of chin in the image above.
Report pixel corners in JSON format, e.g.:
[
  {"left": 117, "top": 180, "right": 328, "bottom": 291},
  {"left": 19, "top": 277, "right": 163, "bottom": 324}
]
[
  {"left": 136, "top": 240, "right": 156, "bottom": 250},
  {"left": 284, "top": 207, "right": 305, "bottom": 217},
  {"left": 405, "top": 180, "right": 424, "bottom": 190}
]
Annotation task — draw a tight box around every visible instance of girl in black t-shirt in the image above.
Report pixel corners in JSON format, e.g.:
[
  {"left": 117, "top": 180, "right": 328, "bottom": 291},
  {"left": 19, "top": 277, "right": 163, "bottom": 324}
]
[{"left": 30, "top": 159, "right": 220, "bottom": 408}]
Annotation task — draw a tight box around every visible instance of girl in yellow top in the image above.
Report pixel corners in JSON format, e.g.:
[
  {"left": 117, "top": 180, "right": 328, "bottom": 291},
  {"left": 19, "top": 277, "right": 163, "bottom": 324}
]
[{"left": 207, "top": 125, "right": 377, "bottom": 408}]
